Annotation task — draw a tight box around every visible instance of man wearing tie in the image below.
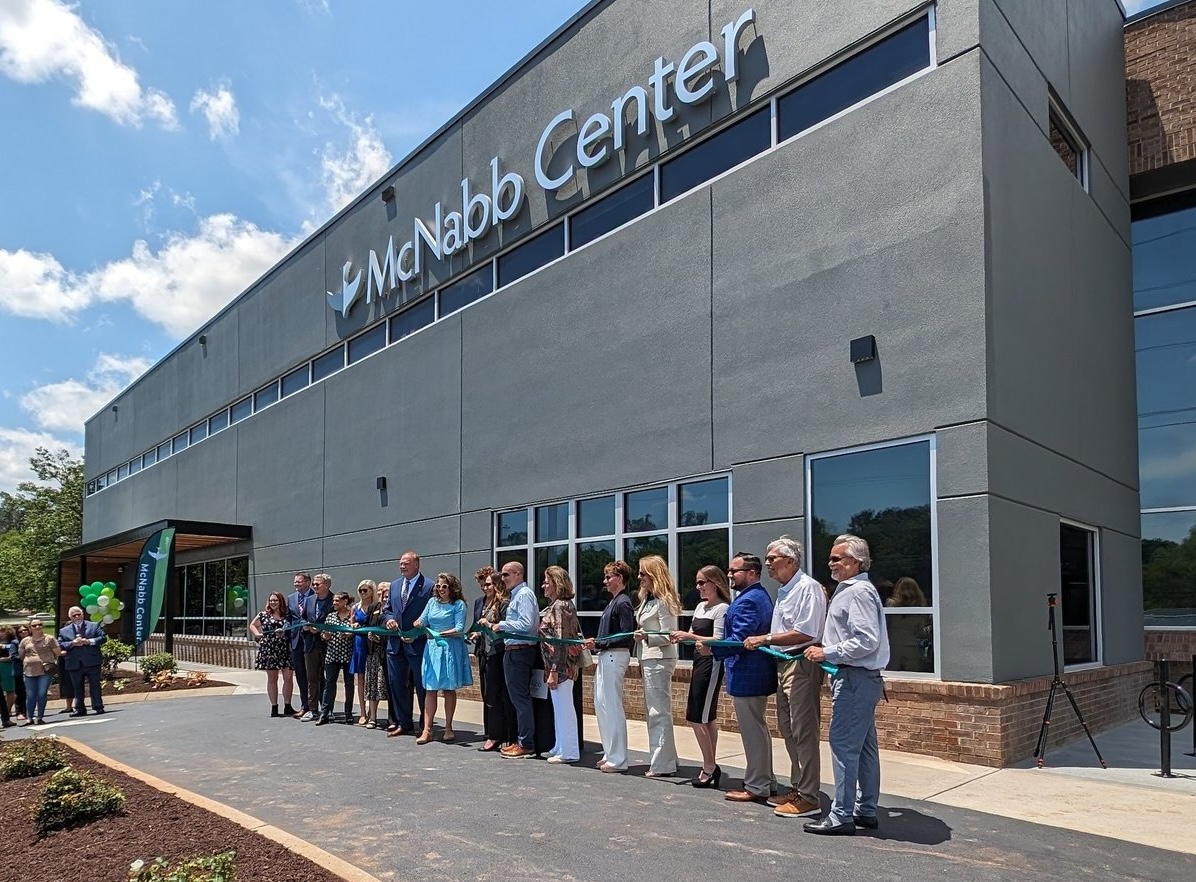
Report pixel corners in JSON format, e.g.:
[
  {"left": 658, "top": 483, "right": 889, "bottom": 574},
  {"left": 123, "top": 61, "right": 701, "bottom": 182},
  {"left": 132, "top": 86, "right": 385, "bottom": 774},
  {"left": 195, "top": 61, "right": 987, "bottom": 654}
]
[
  {"left": 383, "top": 550, "right": 431, "bottom": 736},
  {"left": 288, "top": 572, "right": 314, "bottom": 719},
  {"left": 57, "top": 606, "right": 106, "bottom": 716}
]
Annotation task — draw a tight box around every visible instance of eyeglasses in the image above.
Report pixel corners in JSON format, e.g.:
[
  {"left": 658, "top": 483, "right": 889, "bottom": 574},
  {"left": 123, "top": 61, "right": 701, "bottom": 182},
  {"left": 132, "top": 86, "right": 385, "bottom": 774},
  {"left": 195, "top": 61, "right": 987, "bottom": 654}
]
[
  {"left": 726, "top": 568, "right": 747, "bottom": 575},
  {"left": 500, "top": 572, "right": 515, "bottom": 579},
  {"left": 637, "top": 572, "right": 650, "bottom": 579},
  {"left": 764, "top": 555, "right": 786, "bottom": 563},
  {"left": 358, "top": 589, "right": 370, "bottom": 594},
  {"left": 828, "top": 555, "right": 848, "bottom": 563}
]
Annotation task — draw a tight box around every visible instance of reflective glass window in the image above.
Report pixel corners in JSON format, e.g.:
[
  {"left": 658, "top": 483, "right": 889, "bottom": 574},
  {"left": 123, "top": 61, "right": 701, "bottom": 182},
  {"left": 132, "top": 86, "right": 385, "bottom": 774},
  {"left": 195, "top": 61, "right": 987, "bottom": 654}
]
[
  {"left": 209, "top": 409, "right": 229, "bottom": 434},
  {"left": 106, "top": 469, "right": 117, "bottom": 486},
  {"left": 312, "top": 345, "right": 345, "bottom": 382},
  {"left": 230, "top": 397, "right": 252, "bottom": 424},
  {"left": 172, "top": 433, "right": 189, "bottom": 454},
  {"left": 777, "top": 15, "right": 931, "bottom": 142},
  {"left": 534, "top": 545, "right": 569, "bottom": 602},
  {"left": 390, "top": 298, "right": 435, "bottom": 341},
  {"left": 128, "top": 457, "right": 142, "bottom": 475},
  {"left": 439, "top": 264, "right": 494, "bottom": 317},
  {"left": 577, "top": 540, "right": 616, "bottom": 613},
  {"left": 570, "top": 174, "right": 654, "bottom": 249},
  {"left": 624, "top": 534, "right": 669, "bottom": 574},
  {"left": 536, "top": 503, "right": 569, "bottom": 543},
  {"left": 625, "top": 487, "right": 668, "bottom": 533},
  {"left": 117, "top": 463, "right": 128, "bottom": 481},
  {"left": 348, "top": 323, "right": 387, "bottom": 364},
  {"left": 1141, "top": 511, "right": 1196, "bottom": 622},
  {"left": 497, "top": 223, "right": 565, "bottom": 288},
  {"left": 660, "top": 106, "right": 771, "bottom": 202},
  {"left": 157, "top": 441, "right": 172, "bottom": 461},
  {"left": 497, "top": 510, "right": 529, "bottom": 546},
  {"left": 254, "top": 381, "right": 279, "bottom": 411},
  {"left": 1133, "top": 202, "right": 1196, "bottom": 311},
  {"left": 578, "top": 496, "right": 615, "bottom": 538},
  {"left": 679, "top": 477, "right": 729, "bottom": 527},
  {"left": 679, "top": 529, "right": 730, "bottom": 609},
  {"left": 1059, "top": 523, "right": 1097, "bottom": 665},
  {"left": 810, "top": 440, "right": 934, "bottom": 674},
  {"left": 1136, "top": 306, "right": 1196, "bottom": 508},
  {"left": 143, "top": 447, "right": 157, "bottom": 467},
  {"left": 281, "top": 365, "right": 309, "bottom": 398},
  {"left": 190, "top": 421, "right": 208, "bottom": 444},
  {"left": 1049, "top": 110, "right": 1084, "bottom": 183}
]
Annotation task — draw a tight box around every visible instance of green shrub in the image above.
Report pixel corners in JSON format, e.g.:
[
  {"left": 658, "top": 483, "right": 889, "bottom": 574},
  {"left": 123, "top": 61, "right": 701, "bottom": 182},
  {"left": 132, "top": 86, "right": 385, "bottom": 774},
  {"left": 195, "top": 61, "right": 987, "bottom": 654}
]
[
  {"left": 102, "top": 639, "right": 135, "bottom": 675},
  {"left": 138, "top": 652, "right": 178, "bottom": 681},
  {"left": 0, "top": 737, "right": 68, "bottom": 779},
  {"left": 35, "top": 767, "right": 126, "bottom": 834},
  {"left": 128, "top": 852, "right": 237, "bottom": 882}
]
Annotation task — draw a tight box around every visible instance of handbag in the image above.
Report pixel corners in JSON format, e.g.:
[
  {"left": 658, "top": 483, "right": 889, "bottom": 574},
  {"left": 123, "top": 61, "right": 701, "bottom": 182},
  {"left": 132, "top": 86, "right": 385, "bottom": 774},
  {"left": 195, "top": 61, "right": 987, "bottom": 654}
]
[{"left": 577, "top": 647, "right": 595, "bottom": 670}]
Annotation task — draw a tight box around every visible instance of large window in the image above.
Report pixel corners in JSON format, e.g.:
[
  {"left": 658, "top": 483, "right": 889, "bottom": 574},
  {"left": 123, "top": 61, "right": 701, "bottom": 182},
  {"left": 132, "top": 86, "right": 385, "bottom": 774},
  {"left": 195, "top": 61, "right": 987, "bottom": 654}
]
[
  {"left": 1059, "top": 522, "right": 1100, "bottom": 666},
  {"left": 808, "top": 437, "right": 936, "bottom": 674},
  {"left": 495, "top": 476, "right": 731, "bottom": 641},
  {"left": 1134, "top": 195, "right": 1196, "bottom": 625},
  {"left": 168, "top": 555, "right": 250, "bottom": 637}
]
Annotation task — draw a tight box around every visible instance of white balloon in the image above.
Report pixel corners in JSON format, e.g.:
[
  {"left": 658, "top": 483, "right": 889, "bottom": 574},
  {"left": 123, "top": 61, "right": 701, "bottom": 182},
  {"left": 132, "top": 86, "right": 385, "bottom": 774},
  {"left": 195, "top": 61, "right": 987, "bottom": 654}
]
[
  {"left": 102, "top": 614, "right": 114, "bottom": 624},
  {"left": 86, "top": 604, "right": 99, "bottom": 614},
  {"left": 233, "top": 597, "right": 245, "bottom": 608},
  {"left": 96, "top": 595, "right": 110, "bottom": 607}
]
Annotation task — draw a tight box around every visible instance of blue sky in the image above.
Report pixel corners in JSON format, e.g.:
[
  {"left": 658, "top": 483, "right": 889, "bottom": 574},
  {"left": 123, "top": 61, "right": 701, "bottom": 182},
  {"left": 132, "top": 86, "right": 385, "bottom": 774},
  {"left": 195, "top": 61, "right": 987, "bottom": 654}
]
[
  {"left": 0, "top": 0, "right": 1172, "bottom": 492},
  {"left": 0, "top": 0, "right": 592, "bottom": 491}
]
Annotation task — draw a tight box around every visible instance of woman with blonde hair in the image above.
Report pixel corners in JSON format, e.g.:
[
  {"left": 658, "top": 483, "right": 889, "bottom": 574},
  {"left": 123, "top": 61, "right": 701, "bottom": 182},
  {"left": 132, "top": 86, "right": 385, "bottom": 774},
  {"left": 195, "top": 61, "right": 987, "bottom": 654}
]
[
  {"left": 671, "top": 565, "right": 732, "bottom": 787},
  {"left": 539, "top": 565, "right": 582, "bottom": 764},
  {"left": 351, "top": 579, "right": 384, "bottom": 726},
  {"left": 633, "top": 554, "right": 681, "bottom": 776}
]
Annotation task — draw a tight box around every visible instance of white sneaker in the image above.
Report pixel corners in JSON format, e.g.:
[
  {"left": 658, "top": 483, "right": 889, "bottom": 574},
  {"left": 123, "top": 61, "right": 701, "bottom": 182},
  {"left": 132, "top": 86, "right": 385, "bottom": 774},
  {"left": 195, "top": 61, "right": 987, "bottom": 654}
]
[
  {"left": 300, "top": 711, "right": 316, "bottom": 722},
  {"left": 547, "top": 756, "right": 579, "bottom": 764}
]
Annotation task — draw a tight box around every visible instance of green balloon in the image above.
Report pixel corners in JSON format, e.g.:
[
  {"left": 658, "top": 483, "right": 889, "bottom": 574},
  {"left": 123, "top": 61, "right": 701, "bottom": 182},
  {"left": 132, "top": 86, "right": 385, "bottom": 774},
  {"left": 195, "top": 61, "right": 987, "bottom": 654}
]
[
  {"left": 110, "top": 609, "right": 121, "bottom": 620},
  {"left": 90, "top": 612, "right": 104, "bottom": 622},
  {"left": 77, "top": 585, "right": 88, "bottom": 595},
  {"left": 90, "top": 581, "right": 104, "bottom": 591},
  {"left": 101, "top": 587, "right": 115, "bottom": 598},
  {"left": 104, "top": 581, "right": 117, "bottom": 591}
]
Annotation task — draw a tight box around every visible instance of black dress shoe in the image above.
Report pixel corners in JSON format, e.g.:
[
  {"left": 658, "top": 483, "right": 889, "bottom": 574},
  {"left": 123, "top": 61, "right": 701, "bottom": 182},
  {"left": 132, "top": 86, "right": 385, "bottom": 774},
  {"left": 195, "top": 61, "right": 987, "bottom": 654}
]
[
  {"left": 93, "top": 708, "right": 106, "bottom": 715},
  {"left": 853, "top": 815, "right": 879, "bottom": 830},
  {"left": 804, "top": 816, "right": 856, "bottom": 836},
  {"left": 69, "top": 710, "right": 88, "bottom": 717},
  {"left": 314, "top": 714, "right": 332, "bottom": 726}
]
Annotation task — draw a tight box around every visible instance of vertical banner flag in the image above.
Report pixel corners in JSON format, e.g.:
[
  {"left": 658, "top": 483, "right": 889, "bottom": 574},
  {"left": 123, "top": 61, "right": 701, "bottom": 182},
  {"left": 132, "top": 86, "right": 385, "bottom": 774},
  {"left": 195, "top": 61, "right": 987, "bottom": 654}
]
[{"left": 134, "top": 527, "right": 175, "bottom": 650}]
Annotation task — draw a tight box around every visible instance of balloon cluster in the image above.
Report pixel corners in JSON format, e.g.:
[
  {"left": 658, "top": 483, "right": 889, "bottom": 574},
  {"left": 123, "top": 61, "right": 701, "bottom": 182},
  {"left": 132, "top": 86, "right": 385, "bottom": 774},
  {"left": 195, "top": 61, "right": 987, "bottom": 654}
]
[
  {"left": 78, "top": 581, "right": 124, "bottom": 625},
  {"left": 226, "top": 584, "right": 248, "bottom": 611}
]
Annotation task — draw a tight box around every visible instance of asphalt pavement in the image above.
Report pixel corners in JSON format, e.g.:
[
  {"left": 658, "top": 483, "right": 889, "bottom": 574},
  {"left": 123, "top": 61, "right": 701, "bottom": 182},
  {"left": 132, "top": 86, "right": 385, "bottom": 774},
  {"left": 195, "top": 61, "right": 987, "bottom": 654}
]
[{"left": 8, "top": 692, "right": 1193, "bottom": 882}]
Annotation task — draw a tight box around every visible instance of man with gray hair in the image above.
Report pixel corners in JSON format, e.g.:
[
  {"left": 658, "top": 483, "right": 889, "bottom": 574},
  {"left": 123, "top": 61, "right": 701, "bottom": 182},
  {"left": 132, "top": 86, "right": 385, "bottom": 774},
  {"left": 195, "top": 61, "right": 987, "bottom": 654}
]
[
  {"left": 803, "top": 534, "right": 889, "bottom": 835},
  {"left": 744, "top": 534, "right": 826, "bottom": 819}
]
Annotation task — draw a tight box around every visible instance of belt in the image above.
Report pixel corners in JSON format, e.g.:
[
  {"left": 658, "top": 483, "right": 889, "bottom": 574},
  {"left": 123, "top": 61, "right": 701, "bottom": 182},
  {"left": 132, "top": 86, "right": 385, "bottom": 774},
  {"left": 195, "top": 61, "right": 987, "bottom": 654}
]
[{"left": 504, "top": 644, "right": 537, "bottom": 651}]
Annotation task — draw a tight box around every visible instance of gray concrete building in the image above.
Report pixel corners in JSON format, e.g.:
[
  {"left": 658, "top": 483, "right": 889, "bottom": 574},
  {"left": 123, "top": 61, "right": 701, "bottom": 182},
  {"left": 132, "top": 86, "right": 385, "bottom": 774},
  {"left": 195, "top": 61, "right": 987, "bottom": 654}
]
[{"left": 64, "top": 0, "right": 1147, "bottom": 764}]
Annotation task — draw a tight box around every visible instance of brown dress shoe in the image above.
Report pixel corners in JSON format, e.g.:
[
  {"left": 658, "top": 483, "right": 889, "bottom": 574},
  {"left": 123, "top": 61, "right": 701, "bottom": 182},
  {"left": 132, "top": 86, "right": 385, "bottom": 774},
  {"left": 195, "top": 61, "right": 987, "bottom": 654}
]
[
  {"left": 774, "top": 797, "right": 822, "bottom": 818},
  {"left": 501, "top": 745, "right": 533, "bottom": 759},
  {"left": 724, "top": 789, "right": 768, "bottom": 804}
]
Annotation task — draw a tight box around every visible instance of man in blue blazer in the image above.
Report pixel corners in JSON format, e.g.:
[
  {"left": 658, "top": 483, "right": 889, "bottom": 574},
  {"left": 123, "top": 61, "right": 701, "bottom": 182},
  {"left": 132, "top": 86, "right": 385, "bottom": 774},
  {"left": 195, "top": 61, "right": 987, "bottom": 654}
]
[
  {"left": 383, "top": 550, "right": 431, "bottom": 736},
  {"left": 288, "top": 572, "right": 315, "bottom": 718},
  {"left": 57, "top": 605, "right": 107, "bottom": 716}
]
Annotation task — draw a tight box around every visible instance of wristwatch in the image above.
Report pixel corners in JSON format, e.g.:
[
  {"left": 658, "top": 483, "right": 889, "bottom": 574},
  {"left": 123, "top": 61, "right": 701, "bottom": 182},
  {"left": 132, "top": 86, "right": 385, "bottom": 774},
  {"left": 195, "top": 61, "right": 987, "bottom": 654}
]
[{"left": 766, "top": 634, "right": 772, "bottom": 645}]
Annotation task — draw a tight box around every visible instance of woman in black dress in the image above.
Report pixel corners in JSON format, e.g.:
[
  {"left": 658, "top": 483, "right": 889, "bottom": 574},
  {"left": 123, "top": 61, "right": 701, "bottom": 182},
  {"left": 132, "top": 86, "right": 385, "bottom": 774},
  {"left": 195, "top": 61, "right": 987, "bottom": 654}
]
[
  {"left": 248, "top": 591, "right": 294, "bottom": 717},
  {"left": 671, "top": 565, "right": 731, "bottom": 787}
]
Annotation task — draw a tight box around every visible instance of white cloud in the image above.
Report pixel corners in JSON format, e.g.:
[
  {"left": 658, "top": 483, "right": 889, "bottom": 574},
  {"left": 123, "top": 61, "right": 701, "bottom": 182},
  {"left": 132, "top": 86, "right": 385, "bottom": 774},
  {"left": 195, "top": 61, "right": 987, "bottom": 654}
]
[
  {"left": 318, "top": 94, "right": 392, "bottom": 215},
  {"left": 0, "top": 427, "right": 80, "bottom": 494},
  {"left": 20, "top": 354, "right": 152, "bottom": 434},
  {"left": 0, "top": 0, "right": 178, "bottom": 128},
  {"left": 190, "top": 84, "right": 240, "bottom": 140},
  {"left": 0, "top": 215, "right": 301, "bottom": 337}
]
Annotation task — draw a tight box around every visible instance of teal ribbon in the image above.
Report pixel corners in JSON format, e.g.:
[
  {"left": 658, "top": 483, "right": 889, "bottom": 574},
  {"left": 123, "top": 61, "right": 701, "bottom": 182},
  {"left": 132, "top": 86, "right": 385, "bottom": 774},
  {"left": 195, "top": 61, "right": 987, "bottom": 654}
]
[
  {"left": 467, "top": 624, "right": 838, "bottom": 675},
  {"left": 284, "top": 620, "right": 449, "bottom": 646}
]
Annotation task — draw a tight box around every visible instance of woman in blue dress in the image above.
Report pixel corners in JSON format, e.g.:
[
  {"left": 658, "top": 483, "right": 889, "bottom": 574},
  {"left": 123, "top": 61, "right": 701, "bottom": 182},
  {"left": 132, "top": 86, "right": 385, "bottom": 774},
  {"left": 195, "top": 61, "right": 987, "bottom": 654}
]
[{"left": 413, "top": 572, "right": 473, "bottom": 743}]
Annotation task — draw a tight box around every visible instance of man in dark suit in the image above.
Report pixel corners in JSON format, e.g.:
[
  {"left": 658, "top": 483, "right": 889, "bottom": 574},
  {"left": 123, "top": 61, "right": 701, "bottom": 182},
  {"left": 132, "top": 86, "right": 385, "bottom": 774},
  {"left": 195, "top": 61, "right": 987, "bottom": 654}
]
[
  {"left": 288, "top": 572, "right": 314, "bottom": 718},
  {"left": 57, "top": 606, "right": 107, "bottom": 716},
  {"left": 383, "top": 550, "right": 431, "bottom": 736}
]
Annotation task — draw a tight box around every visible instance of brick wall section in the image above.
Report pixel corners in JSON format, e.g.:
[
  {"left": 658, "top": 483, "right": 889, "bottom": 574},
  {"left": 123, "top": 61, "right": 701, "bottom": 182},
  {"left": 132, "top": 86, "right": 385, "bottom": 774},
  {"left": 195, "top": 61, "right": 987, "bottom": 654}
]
[
  {"left": 1144, "top": 629, "right": 1196, "bottom": 681},
  {"left": 1126, "top": 1, "right": 1196, "bottom": 175},
  {"left": 152, "top": 636, "right": 1152, "bottom": 767}
]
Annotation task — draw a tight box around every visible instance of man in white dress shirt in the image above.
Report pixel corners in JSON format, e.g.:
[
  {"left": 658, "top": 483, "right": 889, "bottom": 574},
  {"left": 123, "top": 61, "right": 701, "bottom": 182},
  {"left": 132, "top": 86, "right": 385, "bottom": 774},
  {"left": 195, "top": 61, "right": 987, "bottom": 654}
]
[{"left": 744, "top": 534, "right": 827, "bottom": 819}]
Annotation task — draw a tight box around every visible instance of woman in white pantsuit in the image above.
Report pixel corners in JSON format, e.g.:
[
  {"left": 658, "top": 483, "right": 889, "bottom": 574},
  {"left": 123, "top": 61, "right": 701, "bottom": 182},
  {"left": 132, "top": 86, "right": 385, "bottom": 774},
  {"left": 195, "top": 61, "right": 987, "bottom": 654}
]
[
  {"left": 539, "top": 566, "right": 582, "bottom": 763},
  {"left": 583, "top": 560, "right": 637, "bottom": 772},
  {"left": 633, "top": 555, "right": 681, "bottom": 777}
]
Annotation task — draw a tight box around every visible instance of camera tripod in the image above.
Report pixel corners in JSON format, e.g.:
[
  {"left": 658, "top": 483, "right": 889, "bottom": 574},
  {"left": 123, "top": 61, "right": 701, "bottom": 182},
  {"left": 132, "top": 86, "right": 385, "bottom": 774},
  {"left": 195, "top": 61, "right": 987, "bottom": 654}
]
[{"left": 1033, "top": 593, "right": 1107, "bottom": 768}]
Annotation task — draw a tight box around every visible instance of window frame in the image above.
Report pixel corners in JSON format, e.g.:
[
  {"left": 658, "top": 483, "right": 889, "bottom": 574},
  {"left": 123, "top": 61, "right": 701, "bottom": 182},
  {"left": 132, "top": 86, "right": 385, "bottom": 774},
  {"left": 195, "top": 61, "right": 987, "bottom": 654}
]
[
  {"left": 805, "top": 433, "right": 940, "bottom": 678},
  {"left": 1058, "top": 517, "right": 1103, "bottom": 670},
  {"left": 1047, "top": 95, "right": 1089, "bottom": 193}
]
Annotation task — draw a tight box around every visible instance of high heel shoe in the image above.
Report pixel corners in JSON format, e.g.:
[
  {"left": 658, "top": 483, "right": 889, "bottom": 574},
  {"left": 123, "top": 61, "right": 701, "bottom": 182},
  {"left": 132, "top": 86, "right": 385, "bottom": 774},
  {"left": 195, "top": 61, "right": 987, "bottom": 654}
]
[{"left": 692, "top": 764, "right": 722, "bottom": 788}]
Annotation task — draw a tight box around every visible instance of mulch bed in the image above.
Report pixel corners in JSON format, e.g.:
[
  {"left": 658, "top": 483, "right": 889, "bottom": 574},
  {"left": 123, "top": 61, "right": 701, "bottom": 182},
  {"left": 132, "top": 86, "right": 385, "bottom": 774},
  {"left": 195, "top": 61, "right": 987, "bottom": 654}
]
[
  {"left": 0, "top": 742, "right": 348, "bottom": 882},
  {"left": 96, "top": 676, "right": 233, "bottom": 697}
]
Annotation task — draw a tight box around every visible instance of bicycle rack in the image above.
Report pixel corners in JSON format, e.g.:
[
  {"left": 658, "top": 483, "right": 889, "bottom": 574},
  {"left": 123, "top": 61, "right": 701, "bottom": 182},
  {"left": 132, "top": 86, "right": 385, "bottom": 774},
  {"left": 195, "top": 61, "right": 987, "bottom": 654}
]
[{"left": 1138, "top": 658, "right": 1195, "bottom": 778}]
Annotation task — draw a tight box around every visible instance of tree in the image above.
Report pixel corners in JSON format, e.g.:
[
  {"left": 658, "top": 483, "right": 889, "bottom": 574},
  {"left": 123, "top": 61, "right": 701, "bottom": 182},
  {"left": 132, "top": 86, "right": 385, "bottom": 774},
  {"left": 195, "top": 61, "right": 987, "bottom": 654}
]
[{"left": 0, "top": 448, "right": 83, "bottom": 613}]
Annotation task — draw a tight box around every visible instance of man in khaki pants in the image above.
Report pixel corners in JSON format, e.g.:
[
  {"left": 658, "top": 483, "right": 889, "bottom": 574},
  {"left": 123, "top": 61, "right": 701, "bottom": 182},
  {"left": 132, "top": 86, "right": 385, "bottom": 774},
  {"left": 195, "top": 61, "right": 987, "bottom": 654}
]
[{"left": 744, "top": 535, "right": 827, "bottom": 818}]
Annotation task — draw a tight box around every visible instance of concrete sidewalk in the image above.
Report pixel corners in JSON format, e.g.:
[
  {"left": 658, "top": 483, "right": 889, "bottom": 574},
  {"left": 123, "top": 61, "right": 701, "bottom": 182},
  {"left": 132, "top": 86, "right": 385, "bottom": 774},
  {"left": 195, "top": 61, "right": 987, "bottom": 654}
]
[{"left": 146, "top": 661, "right": 1196, "bottom": 855}]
